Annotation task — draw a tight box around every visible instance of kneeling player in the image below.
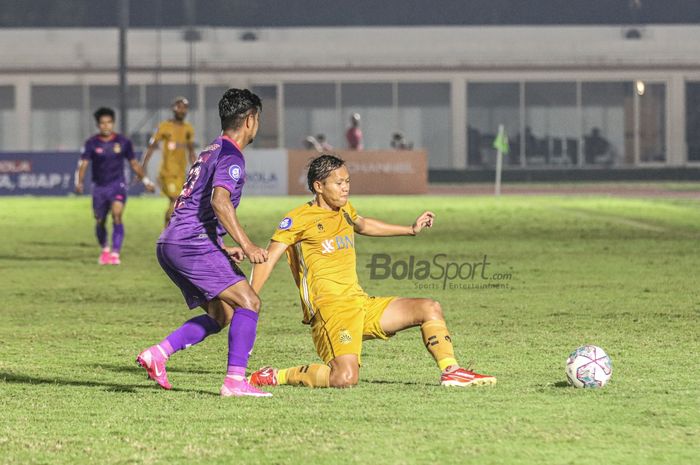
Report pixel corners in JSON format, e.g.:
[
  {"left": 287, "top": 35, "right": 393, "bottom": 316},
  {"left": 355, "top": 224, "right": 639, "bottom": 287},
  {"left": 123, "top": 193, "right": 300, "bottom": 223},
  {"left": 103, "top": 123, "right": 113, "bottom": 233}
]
[{"left": 248, "top": 155, "right": 496, "bottom": 389}]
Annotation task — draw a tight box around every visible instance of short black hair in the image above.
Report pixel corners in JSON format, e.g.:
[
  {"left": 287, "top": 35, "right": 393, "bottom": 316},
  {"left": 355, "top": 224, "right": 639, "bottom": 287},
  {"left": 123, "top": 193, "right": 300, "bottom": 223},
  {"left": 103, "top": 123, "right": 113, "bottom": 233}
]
[
  {"left": 93, "top": 107, "right": 115, "bottom": 123},
  {"left": 307, "top": 154, "right": 346, "bottom": 194},
  {"left": 218, "top": 88, "right": 262, "bottom": 131}
]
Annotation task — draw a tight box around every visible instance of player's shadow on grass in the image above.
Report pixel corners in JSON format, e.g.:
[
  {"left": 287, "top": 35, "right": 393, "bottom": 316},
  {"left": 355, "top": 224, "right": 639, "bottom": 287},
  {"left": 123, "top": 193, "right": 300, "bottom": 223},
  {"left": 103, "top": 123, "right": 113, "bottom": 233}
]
[
  {"left": 0, "top": 254, "right": 75, "bottom": 262},
  {"left": 0, "top": 371, "right": 218, "bottom": 396},
  {"left": 363, "top": 379, "right": 429, "bottom": 387},
  {"left": 93, "top": 363, "right": 218, "bottom": 376},
  {"left": 27, "top": 241, "right": 93, "bottom": 248}
]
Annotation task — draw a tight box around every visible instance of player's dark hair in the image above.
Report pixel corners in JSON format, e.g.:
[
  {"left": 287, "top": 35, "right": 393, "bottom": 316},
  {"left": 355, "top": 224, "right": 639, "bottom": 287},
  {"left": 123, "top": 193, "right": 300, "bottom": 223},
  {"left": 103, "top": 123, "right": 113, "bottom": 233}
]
[
  {"left": 218, "top": 88, "right": 262, "bottom": 131},
  {"left": 307, "top": 154, "right": 346, "bottom": 194},
  {"left": 93, "top": 107, "right": 115, "bottom": 123}
]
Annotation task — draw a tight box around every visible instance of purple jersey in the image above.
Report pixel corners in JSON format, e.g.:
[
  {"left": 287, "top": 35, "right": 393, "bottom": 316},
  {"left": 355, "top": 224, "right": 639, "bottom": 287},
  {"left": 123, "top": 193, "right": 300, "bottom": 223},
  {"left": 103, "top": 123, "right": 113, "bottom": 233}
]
[
  {"left": 158, "top": 135, "right": 246, "bottom": 244},
  {"left": 81, "top": 133, "right": 135, "bottom": 187}
]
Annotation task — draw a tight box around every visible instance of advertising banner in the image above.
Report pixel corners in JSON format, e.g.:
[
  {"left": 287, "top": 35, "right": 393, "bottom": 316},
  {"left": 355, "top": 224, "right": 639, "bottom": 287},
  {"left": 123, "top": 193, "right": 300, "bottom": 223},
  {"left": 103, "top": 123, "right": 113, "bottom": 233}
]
[
  {"left": 0, "top": 152, "right": 146, "bottom": 196},
  {"left": 1, "top": 149, "right": 425, "bottom": 196},
  {"left": 0, "top": 152, "right": 78, "bottom": 195},
  {"left": 242, "top": 149, "right": 288, "bottom": 195},
  {"left": 287, "top": 150, "right": 428, "bottom": 195}
]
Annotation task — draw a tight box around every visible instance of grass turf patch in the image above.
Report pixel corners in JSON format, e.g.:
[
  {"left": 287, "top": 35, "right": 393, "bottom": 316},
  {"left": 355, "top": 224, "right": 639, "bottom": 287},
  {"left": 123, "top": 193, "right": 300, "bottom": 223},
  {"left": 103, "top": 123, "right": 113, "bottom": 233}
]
[{"left": 0, "top": 195, "right": 698, "bottom": 465}]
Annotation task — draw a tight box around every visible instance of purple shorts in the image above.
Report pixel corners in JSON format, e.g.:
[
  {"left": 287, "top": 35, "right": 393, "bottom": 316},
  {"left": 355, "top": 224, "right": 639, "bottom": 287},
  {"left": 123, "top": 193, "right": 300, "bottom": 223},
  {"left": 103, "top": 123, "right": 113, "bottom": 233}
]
[
  {"left": 92, "top": 183, "right": 127, "bottom": 219},
  {"left": 156, "top": 241, "right": 247, "bottom": 309}
]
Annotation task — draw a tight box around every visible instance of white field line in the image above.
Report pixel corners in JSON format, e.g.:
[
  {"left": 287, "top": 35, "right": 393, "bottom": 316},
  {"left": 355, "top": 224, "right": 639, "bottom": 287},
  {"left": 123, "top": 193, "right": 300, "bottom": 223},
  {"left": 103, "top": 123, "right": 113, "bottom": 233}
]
[{"left": 549, "top": 206, "right": 669, "bottom": 233}]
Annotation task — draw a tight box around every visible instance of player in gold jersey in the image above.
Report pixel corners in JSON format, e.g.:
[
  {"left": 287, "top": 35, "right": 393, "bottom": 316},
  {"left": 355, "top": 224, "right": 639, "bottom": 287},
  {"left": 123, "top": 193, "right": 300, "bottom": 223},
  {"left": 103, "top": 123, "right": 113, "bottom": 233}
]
[
  {"left": 141, "top": 97, "right": 196, "bottom": 226},
  {"left": 248, "top": 155, "right": 496, "bottom": 389}
]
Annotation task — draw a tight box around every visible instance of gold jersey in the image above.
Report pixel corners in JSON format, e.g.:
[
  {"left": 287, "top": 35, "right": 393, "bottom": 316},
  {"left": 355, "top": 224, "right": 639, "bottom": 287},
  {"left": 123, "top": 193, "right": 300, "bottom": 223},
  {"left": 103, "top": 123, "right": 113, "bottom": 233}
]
[
  {"left": 271, "top": 200, "right": 365, "bottom": 324},
  {"left": 152, "top": 120, "right": 194, "bottom": 178}
]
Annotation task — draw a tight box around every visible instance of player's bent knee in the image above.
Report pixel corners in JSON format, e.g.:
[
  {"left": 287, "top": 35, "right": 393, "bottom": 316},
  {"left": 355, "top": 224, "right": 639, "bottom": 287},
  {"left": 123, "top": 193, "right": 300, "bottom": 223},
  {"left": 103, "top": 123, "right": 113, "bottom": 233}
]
[
  {"left": 241, "top": 293, "right": 261, "bottom": 312},
  {"left": 329, "top": 367, "right": 359, "bottom": 388},
  {"left": 226, "top": 293, "right": 260, "bottom": 313},
  {"left": 423, "top": 299, "right": 444, "bottom": 321},
  {"left": 329, "top": 362, "right": 360, "bottom": 388}
]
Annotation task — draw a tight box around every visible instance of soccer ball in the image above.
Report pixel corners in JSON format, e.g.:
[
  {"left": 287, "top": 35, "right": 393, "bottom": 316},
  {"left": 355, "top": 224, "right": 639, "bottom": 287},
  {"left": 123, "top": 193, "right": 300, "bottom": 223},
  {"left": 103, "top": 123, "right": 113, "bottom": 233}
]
[{"left": 565, "top": 345, "right": 612, "bottom": 388}]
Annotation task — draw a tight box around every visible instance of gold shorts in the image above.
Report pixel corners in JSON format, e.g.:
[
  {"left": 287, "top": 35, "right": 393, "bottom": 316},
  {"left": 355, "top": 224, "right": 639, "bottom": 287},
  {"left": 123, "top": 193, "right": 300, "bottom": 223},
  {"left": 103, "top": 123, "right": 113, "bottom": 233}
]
[
  {"left": 311, "top": 295, "right": 396, "bottom": 365},
  {"left": 158, "top": 174, "right": 184, "bottom": 199}
]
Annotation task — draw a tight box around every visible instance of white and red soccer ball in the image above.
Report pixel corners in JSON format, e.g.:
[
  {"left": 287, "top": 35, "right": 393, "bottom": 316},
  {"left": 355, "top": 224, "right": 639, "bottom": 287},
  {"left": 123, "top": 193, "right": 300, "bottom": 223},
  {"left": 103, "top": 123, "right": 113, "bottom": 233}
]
[{"left": 566, "top": 345, "right": 613, "bottom": 388}]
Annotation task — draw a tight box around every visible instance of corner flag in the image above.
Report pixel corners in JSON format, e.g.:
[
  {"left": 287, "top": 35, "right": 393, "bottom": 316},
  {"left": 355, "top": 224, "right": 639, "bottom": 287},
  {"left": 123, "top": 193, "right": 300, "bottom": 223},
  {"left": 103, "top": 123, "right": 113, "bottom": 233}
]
[
  {"left": 493, "top": 129, "right": 510, "bottom": 155},
  {"left": 493, "top": 125, "right": 508, "bottom": 196}
]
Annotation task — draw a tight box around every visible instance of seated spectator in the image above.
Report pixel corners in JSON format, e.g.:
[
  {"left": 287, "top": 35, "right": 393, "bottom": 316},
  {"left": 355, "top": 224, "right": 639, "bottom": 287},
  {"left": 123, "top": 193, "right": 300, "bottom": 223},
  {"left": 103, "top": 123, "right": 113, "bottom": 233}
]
[
  {"left": 316, "top": 134, "right": 334, "bottom": 152},
  {"left": 304, "top": 135, "right": 323, "bottom": 152},
  {"left": 391, "top": 132, "right": 413, "bottom": 150}
]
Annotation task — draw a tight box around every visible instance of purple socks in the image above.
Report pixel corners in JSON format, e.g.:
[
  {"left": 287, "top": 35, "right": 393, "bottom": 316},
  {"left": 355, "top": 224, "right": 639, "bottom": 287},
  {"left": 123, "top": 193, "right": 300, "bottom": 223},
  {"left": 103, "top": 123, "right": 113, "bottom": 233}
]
[
  {"left": 155, "top": 309, "right": 258, "bottom": 379},
  {"left": 112, "top": 223, "right": 125, "bottom": 253},
  {"left": 162, "top": 314, "right": 222, "bottom": 356},
  {"left": 96, "top": 223, "right": 107, "bottom": 248},
  {"left": 227, "top": 308, "right": 259, "bottom": 375}
]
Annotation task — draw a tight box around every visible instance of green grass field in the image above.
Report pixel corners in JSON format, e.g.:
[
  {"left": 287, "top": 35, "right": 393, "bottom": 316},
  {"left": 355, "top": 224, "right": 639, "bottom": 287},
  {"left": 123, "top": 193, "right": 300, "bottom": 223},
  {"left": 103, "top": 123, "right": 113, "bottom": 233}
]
[{"left": 1, "top": 195, "right": 699, "bottom": 465}]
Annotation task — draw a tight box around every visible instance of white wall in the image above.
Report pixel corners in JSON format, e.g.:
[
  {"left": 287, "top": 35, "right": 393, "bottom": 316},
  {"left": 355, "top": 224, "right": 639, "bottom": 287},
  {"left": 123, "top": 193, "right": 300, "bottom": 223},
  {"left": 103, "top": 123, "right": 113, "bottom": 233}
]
[
  {"left": 2, "top": 25, "right": 700, "bottom": 167},
  {"left": 2, "top": 26, "right": 700, "bottom": 71}
]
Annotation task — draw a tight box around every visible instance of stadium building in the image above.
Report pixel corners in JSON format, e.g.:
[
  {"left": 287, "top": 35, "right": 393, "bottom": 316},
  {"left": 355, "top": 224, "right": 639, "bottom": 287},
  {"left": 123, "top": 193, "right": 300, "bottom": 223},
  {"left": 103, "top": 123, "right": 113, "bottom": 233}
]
[{"left": 1, "top": 1, "right": 700, "bottom": 181}]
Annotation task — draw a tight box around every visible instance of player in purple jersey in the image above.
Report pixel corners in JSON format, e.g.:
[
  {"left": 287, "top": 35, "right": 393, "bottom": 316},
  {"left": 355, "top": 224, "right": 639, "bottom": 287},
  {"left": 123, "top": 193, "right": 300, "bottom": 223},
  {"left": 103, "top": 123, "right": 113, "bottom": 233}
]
[
  {"left": 76, "top": 107, "right": 155, "bottom": 265},
  {"left": 136, "top": 88, "right": 272, "bottom": 398}
]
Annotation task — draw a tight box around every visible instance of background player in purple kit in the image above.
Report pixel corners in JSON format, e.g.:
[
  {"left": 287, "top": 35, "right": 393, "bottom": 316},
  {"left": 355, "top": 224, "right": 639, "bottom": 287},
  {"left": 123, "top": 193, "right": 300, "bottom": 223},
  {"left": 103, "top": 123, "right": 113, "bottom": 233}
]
[
  {"left": 76, "top": 107, "right": 155, "bottom": 265},
  {"left": 136, "top": 88, "right": 272, "bottom": 398}
]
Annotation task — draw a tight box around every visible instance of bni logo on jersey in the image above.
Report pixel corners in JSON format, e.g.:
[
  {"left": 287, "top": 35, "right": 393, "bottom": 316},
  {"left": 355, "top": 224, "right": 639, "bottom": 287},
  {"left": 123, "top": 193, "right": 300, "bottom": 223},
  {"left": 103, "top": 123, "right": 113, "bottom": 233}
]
[{"left": 229, "top": 165, "right": 242, "bottom": 181}]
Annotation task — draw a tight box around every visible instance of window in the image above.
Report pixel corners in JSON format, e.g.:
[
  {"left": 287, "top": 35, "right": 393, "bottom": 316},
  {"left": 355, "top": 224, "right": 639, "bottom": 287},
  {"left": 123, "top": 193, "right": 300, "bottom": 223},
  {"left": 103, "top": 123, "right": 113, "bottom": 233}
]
[
  {"left": 639, "top": 83, "right": 666, "bottom": 163},
  {"left": 341, "top": 83, "right": 393, "bottom": 151},
  {"left": 398, "top": 83, "right": 451, "bottom": 168},
  {"left": 204, "top": 86, "right": 229, "bottom": 144},
  {"left": 524, "top": 82, "right": 578, "bottom": 166},
  {"left": 88, "top": 84, "right": 145, "bottom": 144},
  {"left": 251, "top": 85, "right": 279, "bottom": 148},
  {"left": 0, "top": 86, "right": 18, "bottom": 150},
  {"left": 581, "top": 82, "right": 634, "bottom": 166},
  {"left": 467, "top": 83, "right": 520, "bottom": 167},
  {"left": 145, "top": 84, "right": 197, "bottom": 110},
  {"left": 686, "top": 82, "right": 700, "bottom": 162},
  {"left": 283, "top": 83, "right": 337, "bottom": 149},
  {"left": 31, "top": 85, "right": 84, "bottom": 151}
]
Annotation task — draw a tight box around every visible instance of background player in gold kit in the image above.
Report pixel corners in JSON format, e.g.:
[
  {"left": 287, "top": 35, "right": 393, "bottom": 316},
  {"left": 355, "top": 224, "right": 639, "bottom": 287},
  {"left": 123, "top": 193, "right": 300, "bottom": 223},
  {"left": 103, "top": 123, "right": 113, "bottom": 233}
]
[
  {"left": 248, "top": 154, "right": 496, "bottom": 389},
  {"left": 141, "top": 96, "right": 196, "bottom": 226}
]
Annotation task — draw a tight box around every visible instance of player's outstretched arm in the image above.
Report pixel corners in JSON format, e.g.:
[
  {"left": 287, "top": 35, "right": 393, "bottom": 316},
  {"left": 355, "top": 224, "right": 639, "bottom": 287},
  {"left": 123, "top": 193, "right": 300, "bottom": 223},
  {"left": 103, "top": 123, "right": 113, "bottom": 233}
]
[
  {"left": 74, "top": 159, "right": 89, "bottom": 194},
  {"left": 250, "top": 241, "right": 288, "bottom": 294},
  {"left": 354, "top": 211, "right": 435, "bottom": 237},
  {"left": 211, "top": 186, "right": 268, "bottom": 264},
  {"left": 140, "top": 139, "right": 159, "bottom": 177},
  {"left": 128, "top": 159, "right": 156, "bottom": 192}
]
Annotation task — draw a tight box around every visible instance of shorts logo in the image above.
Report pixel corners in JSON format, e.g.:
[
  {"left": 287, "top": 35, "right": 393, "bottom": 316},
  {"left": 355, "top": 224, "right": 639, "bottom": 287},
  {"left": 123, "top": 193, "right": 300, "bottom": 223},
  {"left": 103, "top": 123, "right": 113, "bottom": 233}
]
[
  {"left": 339, "top": 330, "right": 352, "bottom": 345},
  {"left": 229, "top": 165, "right": 242, "bottom": 181},
  {"left": 278, "top": 217, "right": 293, "bottom": 230}
]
